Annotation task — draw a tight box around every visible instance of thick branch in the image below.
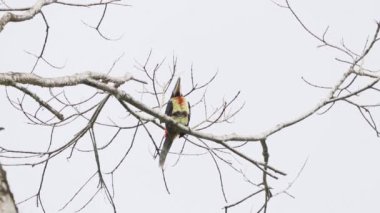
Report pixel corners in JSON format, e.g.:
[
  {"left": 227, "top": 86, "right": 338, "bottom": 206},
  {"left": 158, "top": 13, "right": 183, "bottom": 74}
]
[
  {"left": 0, "top": 71, "right": 142, "bottom": 87},
  {"left": 0, "top": 70, "right": 358, "bottom": 144},
  {"left": 0, "top": 164, "right": 18, "bottom": 213},
  {"left": 0, "top": 0, "right": 48, "bottom": 32}
]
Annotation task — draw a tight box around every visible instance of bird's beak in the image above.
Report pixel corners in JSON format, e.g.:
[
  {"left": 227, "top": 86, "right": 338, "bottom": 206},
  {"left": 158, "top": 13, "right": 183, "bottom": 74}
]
[{"left": 172, "top": 77, "right": 182, "bottom": 97}]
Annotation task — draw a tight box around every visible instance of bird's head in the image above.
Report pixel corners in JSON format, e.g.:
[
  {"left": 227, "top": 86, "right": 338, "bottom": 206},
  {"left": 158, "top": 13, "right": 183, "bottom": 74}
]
[{"left": 171, "top": 77, "right": 182, "bottom": 97}]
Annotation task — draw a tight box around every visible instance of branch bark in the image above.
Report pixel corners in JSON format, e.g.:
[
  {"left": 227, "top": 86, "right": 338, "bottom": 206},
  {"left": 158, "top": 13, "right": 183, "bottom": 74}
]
[
  {"left": 0, "top": 0, "right": 48, "bottom": 32},
  {"left": 0, "top": 164, "right": 18, "bottom": 213}
]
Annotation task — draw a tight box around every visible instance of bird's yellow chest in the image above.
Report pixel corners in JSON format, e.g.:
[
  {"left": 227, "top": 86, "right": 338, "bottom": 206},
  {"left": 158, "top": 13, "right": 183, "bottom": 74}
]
[
  {"left": 172, "top": 97, "right": 189, "bottom": 112},
  {"left": 170, "top": 97, "right": 189, "bottom": 125}
]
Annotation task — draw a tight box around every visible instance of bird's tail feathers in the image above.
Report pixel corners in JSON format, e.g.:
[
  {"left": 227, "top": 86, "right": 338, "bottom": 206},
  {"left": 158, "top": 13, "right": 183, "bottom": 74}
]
[{"left": 159, "top": 134, "right": 176, "bottom": 167}]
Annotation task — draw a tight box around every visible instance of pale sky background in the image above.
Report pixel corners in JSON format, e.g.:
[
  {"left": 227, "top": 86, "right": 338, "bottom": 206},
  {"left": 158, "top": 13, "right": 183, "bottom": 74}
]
[{"left": 1, "top": 0, "right": 380, "bottom": 213}]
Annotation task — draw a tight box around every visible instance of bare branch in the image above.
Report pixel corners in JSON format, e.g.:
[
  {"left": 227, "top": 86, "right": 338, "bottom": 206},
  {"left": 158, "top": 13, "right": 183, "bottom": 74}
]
[
  {"left": 0, "top": 0, "right": 47, "bottom": 32},
  {"left": 224, "top": 189, "right": 265, "bottom": 212},
  {"left": 0, "top": 163, "right": 18, "bottom": 213},
  {"left": 11, "top": 83, "right": 64, "bottom": 120}
]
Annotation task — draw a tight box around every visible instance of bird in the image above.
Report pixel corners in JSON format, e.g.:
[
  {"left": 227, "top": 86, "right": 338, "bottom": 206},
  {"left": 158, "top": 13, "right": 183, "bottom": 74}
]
[{"left": 159, "top": 77, "right": 191, "bottom": 167}]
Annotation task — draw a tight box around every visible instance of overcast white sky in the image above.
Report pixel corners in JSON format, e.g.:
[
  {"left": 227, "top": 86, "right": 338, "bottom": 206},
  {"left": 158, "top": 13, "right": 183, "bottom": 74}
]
[{"left": 1, "top": 0, "right": 380, "bottom": 213}]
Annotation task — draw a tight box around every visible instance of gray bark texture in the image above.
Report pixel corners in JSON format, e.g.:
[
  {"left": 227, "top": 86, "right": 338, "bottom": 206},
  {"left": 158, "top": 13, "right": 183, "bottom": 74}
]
[{"left": 0, "top": 163, "right": 17, "bottom": 213}]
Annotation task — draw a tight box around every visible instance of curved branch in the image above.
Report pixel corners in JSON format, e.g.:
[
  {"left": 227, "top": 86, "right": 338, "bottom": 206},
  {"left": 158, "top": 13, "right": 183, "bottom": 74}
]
[{"left": 0, "top": 0, "right": 47, "bottom": 32}]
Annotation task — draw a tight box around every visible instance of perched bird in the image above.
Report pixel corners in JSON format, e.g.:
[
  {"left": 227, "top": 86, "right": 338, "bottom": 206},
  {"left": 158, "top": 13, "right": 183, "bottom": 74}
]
[{"left": 159, "top": 78, "right": 191, "bottom": 167}]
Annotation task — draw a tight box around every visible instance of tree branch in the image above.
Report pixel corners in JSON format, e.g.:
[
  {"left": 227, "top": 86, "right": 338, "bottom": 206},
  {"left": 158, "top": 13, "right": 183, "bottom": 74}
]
[{"left": 0, "top": 0, "right": 47, "bottom": 32}]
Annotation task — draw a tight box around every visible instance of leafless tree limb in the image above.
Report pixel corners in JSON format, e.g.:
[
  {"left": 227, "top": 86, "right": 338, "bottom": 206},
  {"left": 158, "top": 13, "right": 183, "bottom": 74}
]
[
  {"left": 0, "top": 163, "right": 18, "bottom": 213},
  {"left": 1, "top": 0, "right": 380, "bottom": 212}
]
